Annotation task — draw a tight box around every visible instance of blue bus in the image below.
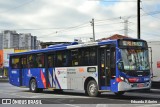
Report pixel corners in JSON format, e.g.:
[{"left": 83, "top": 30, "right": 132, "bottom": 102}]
[{"left": 9, "top": 38, "right": 151, "bottom": 97}]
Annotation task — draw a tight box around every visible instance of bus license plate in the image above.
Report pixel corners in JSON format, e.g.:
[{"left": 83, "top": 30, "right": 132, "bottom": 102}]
[{"left": 137, "top": 83, "right": 144, "bottom": 87}]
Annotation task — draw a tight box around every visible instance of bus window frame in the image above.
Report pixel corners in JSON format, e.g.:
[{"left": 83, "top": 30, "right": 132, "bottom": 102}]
[
  {"left": 11, "top": 56, "right": 20, "bottom": 69},
  {"left": 35, "top": 53, "right": 45, "bottom": 68},
  {"left": 55, "top": 50, "right": 68, "bottom": 67},
  {"left": 69, "top": 46, "right": 98, "bottom": 67},
  {"left": 47, "top": 52, "right": 55, "bottom": 68}
]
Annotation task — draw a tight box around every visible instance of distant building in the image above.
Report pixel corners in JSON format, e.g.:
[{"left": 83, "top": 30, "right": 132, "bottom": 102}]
[
  {"left": 98, "top": 34, "right": 131, "bottom": 41},
  {"left": 19, "top": 33, "right": 26, "bottom": 49},
  {"left": 36, "top": 40, "right": 41, "bottom": 49},
  {"left": 34, "top": 36, "right": 37, "bottom": 49},
  {"left": 1, "top": 30, "right": 39, "bottom": 50},
  {"left": 2, "top": 30, "right": 15, "bottom": 49},
  {"left": 0, "top": 33, "right": 3, "bottom": 49}
]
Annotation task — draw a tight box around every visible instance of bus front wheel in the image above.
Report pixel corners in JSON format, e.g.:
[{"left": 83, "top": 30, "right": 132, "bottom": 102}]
[
  {"left": 86, "top": 80, "right": 99, "bottom": 97},
  {"left": 29, "top": 79, "right": 43, "bottom": 93}
]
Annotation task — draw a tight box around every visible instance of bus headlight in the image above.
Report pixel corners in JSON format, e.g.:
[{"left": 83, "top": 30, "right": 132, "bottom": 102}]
[{"left": 120, "top": 77, "right": 124, "bottom": 81}]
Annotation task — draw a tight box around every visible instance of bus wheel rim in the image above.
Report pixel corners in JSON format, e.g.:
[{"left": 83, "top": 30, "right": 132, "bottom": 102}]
[
  {"left": 31, "top": 81, "right": 36, "bottom": 91},
  {"left": 89, "top": 84, "right": 96, "bottom": 95}
]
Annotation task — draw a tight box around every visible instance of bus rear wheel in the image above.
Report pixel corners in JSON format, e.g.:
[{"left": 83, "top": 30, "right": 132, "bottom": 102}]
[
  {"left": 87, "top": 80, "right": 99, "bottom": 97},
  {"left": 29, "top": 79, "right": 43, "bottom": 93}
]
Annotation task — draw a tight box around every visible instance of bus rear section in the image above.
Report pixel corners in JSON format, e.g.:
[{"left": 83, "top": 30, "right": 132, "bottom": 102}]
[{"left": 9, "top": 54, "right": 47, "bottom": 92}]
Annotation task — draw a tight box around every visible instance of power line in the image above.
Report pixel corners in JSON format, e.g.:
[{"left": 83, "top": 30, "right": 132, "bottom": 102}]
[
  {"left": 39, "top": 29, "right": 125, "bottom": 38},
  {"left": 0, "top": 21, "right": 90, "bottom": 31},
  {"left": 89, "top": 0, "right": 160, "bottom": 2},
  {"left": 0, "top": 0, "right": 35, "bottom": 14},
  {"left": 95, "top": 17, "right": 121, "bottom": 22},
  {"left": 95, "top": 22, "right": 123, "bottom": 26},
  {"left": 141, "top": 2, "right": 160, "bottom": 19},
  {"left": 0, "top": 9, "right": 159, "bottom": 33},
  {"left": 89, "top": 0, "right": 137, "bottom": 2}
]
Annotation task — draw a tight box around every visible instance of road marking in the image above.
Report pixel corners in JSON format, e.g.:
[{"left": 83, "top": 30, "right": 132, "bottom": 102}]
[
  {"left": 96, "top": 104, "right": 109, "bottom": 107},
  {"left": 0, "top": 91, "right": 28, "bottom": 98},
  {"left": 65, "top": 104, "right": 80, "bottom": 107},
  {"left": 135, "top": 104, "right": 160, "bottom": 107},
  {"left": 29, "top": 94, "right": 66, "bottom": 98},
  {"left": 125, "top": 92, "right": 160, "bottom": 98},
  {"left": 151, "top": 89, "right": 160, "bottom": 91}
]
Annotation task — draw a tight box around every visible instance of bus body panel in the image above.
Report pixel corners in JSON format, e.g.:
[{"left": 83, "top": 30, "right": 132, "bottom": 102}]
[
  {"left": 9, "top": 69, "right": 20, "bottom": 86},
  {"left": 110, "top": 79, "right": 118, "bottom": 92},
  {"left": 48, "top": 68, "right": 55, "bottom": 88},
  {"left": 23, "top": 68, "right": 46, "bottom": 88},
  {"left": 117, "top": 76, "right": 151, "bottom": 91},
  {"left": 8, "top": 39, "right": 151, "bottom": 94},
  {"left": 54, "top": 66, "right": 98, "bottom": 90}
]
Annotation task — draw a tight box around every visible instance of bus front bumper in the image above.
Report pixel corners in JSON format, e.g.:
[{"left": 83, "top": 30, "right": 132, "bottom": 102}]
[{"left": 118, "top": 81, "right": 151, "bottom": 91}]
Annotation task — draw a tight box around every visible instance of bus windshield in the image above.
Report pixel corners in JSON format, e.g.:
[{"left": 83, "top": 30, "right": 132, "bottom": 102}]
[{"left": 121, "top": 48, "right": 150, "bottom": 71}]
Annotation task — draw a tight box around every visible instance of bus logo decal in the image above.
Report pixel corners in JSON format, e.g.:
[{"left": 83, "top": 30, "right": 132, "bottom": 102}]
[
  {"left": 27, "top": 69, "right": 32, "bottom": 77},
  {"left": 57, "top": 71, "right": 60, "bottom": 75},
  {"left": 79, "top": 68, "right": 84, "bottom": 72}
]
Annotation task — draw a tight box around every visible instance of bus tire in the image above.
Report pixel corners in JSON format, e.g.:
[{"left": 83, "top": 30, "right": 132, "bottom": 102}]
[
  {"left": 87, "top": 80, "right": 99, "bottom": 97},
  {"left": 29, "top": 79, "right": 39, "bottom": 93},
  {"left": 114, "top": 91, "right": 125, "bottom": 96}
]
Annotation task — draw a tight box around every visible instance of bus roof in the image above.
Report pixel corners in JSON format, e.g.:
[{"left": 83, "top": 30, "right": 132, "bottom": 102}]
[{"left": 9, "top": 38, "right": 145, "bottom": 56}]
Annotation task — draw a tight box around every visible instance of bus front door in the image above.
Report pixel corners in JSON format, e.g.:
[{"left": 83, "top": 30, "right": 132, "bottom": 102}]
[
  {"left": 20, "top": 56, "right": 27, "bottom": 86},
  {"left": 99, "top": 47, "right": 112, "bottom": 89}
]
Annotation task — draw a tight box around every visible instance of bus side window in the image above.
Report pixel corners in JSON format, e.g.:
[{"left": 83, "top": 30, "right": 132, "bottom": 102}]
[
  {"left": 27, "top": 55, "right": 34, "bottom": 68},
  {"left": 21, "top": 57, "right": 27, "bottom": 68},
  {"left": 11, "top": 57, "right": 20, "bottom": 69},
  {"left": 48, "top": 55, "right": 54, "bottom": 68},
  {"left": 35, "top": 54, "right": 44, "bottom": 68},
  {"left": 56, "top": 52, "right": 63, "bottom": 67},
  {"left": 71, "top": 49, "right": 79, "bottom": 66},
  {"left": 90, "top": 47, "right": 97, "bottom": 65},
  {"left": 56, "top": 51, "right": 67, "bottom": 67}
]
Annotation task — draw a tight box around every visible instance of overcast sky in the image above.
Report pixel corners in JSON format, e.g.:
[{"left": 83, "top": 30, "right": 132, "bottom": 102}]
[{"left": 0, "top": 0, "right": 160, "bottom": 42}]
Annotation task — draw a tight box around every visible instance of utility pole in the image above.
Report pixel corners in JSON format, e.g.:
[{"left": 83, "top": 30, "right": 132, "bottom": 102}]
[
  {"left": 120, "top": 17, "right": 129, "bottom": 37},
  {"left": 124, "top": 19, "right": 129, "bottom": 36},
  {"left": 137, "top": 0, "right": 141, "bottom": 39},
  {"left": 90, "top": 18, "right": 95, "bottom": 41}
]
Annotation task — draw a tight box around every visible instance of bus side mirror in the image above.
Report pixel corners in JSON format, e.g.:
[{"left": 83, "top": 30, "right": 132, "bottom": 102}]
[{"left": 118, "top": 61, "right": 124, "bottom": 71}]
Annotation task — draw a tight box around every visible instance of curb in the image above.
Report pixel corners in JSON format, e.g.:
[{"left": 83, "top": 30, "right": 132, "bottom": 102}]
[{"left": 0, "top": 78, "right": 9, "bottom": 83}]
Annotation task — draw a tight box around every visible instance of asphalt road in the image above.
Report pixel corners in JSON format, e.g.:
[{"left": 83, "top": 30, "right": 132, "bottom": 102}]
[{"left": 0, "top": 82, "right": 160, "bottom": 107}]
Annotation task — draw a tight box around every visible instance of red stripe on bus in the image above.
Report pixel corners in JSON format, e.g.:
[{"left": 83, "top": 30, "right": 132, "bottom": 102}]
[{"left": 40, "top": 69, "right": 46, "bottom": 88}]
